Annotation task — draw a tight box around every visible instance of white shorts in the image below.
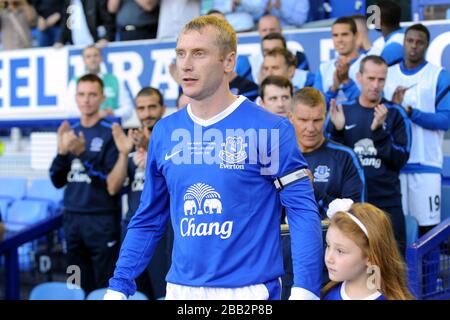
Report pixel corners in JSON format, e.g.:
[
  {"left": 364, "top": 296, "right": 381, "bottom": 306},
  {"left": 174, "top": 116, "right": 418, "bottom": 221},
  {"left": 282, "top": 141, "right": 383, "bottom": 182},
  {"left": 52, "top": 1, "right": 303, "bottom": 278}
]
[
  {"left": 400, "top": 173, "right": 441, "bottom": 226},
  {"left": 165, "top": 278, "right": 281, "bottom": 300}
]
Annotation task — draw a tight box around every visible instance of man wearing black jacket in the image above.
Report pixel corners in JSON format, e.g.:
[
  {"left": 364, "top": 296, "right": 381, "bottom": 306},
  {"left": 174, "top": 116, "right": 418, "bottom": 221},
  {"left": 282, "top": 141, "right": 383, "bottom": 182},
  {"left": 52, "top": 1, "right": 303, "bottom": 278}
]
[
  {"left": 30, "top": 0, "right": 64, "bottom": 47},
  {"left": 55, "top": 0, "right": 115, "bottom": 47},
  {"left": 326, "top": 55, "right": 411, "bottom": 254},
  {"left": 49, "top": 74, "right": 121, "bottom": 293}
]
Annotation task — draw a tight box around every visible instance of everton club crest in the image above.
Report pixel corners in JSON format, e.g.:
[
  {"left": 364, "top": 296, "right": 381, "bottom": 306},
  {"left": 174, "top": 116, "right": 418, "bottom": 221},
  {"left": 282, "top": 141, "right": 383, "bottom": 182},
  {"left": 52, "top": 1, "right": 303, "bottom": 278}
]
[{"left": 219, "top": 136, "right": 247, "bottom": 164}]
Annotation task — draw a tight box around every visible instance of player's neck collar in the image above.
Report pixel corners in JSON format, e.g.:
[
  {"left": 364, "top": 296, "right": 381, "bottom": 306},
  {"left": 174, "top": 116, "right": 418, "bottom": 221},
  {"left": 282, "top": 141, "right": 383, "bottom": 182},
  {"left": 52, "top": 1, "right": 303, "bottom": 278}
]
[
  {"left": 400, "top": 60, "right": 428, "bottom": 75},
  {"left": 187, "top": 95, "right": 245, "bottom": 127}
]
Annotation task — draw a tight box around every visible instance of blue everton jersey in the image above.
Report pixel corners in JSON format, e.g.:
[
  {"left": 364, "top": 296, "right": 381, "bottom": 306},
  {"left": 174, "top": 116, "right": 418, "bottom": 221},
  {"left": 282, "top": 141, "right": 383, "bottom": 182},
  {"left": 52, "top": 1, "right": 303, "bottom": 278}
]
[
  {"left": 303, "top": 140, "right": 366, "bottom": 218},
  {"left": 49, "top": 120, "right": 120, "bottom": 213},
  {"left": 109, "top": 96, "right": 323, "bottom": 297},
  {"left": 323, "top": 282, "right": 386, "bottom": 300},
  {"left": 326, "top": 98, "right": 411, "bottom": 209}
]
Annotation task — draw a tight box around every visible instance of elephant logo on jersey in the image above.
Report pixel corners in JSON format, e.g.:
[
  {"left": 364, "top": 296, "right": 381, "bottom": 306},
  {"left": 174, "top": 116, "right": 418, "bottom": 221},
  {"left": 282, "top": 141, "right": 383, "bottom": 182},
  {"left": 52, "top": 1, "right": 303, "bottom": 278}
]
[
  {"left": 71, "top": 159, "right": 84, "bottom": 172},
  {"left": 203, "top": 198, "right": 222, "bottom": 214},
  {"left": 67, "top": 159, "right": 92, "bottom": 184},
  {"left": 181, "top": 183, "right": 233, "bottom": 239},
  {"left": 354, "top": 138, "right": 381, "bottom": 169},
  {"left": 354, "top": 138, "right": 377, "bottom": 156},
  {"left": 314, "top": 165, "right": 330, "bottom": 182},
  {"left": 219, "top": 136, "right": 247, "bottom": 164},
  {"left": 184, "top": 200, "right": 197, "bottom": 215},
  {"left": 183, "top": 183, "right": 222, "bottom": 215}
]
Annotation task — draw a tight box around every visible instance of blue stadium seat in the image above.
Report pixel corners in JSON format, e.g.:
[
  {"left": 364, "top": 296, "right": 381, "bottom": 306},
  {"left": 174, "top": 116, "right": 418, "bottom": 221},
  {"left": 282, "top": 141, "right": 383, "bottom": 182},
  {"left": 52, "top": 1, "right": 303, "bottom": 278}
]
[
  {"left": 25, "top": 179, "right": 63, "bottom": 214},
  {"left": 29, "top": 282, "right": 86, "bottom": 300},
  {"left": 405, "top": 215, "right": 419, "bottom": 246},
  {"left": 441, "top": 184, "right": 450, "bottom": 222},
  {"left": 0, "top": 177, "right": 27, "bottom": 201},
  {"left": 4, "top": 199, "right": 50, "bottom": 271},
  {"left": 86, "top": 288, "right": 148, "bottom": 300},
  {"left": 4, "top": 199, "right": 49, "bottom": 231}
]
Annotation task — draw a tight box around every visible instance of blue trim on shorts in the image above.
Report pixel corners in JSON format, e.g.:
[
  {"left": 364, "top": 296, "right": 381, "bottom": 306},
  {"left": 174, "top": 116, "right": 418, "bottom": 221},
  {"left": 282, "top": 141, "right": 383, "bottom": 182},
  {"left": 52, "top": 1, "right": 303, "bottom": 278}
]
[{"left": 401, "top": 164, "right": 442, "bottom": 174}]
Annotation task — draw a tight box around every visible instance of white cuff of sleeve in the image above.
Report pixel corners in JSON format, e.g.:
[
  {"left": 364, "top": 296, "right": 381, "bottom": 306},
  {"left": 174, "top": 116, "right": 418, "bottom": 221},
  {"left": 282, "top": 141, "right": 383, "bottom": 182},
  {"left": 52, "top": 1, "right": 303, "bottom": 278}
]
[
  {"left": 289, "top": 287, "right": 320, "bottom": 300},
  {"left": 103, "top": 289, "right": 127, "bottom": 300}
]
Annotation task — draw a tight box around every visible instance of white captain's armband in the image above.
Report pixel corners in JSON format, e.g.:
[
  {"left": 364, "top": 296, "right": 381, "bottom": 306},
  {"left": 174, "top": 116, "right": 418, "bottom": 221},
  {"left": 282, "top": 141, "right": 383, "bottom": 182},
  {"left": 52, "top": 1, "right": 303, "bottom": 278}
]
[{"left": 274, "top": 168, "right": 310, "bottom": 190}]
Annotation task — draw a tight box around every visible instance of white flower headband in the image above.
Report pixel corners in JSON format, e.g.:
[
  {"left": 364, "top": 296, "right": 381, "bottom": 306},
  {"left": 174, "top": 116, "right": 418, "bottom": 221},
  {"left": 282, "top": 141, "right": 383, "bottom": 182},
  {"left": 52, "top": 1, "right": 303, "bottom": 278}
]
[{"left": 326, "top": 199, "right": 369, "bottom": 238}]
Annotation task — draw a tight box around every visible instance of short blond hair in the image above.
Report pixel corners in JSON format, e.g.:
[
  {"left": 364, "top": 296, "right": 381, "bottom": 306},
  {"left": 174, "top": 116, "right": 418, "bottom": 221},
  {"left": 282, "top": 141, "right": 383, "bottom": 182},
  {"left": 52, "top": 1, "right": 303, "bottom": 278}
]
[
  {"left": 180, "top": 15, "right": 237, "bottom": 57},
  {"left": 293, "top": 87, "right": 326, "bottom": 113}
]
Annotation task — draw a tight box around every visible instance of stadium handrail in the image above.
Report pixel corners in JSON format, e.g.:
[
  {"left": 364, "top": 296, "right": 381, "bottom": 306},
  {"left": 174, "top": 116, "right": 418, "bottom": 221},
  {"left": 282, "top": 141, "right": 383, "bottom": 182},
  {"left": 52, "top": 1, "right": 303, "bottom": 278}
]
[
  {"left": 406, "top": 217, "right": 450, "bottom": 299},
  {"left": 0, "top": 211, "right": 63, "bottom": 300}
]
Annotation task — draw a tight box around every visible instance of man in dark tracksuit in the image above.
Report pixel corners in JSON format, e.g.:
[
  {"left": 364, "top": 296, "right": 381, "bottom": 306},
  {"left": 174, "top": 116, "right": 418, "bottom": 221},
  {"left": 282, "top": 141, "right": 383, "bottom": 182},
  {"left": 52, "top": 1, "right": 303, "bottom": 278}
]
[
  {"left": 50, "top": 74, "right": 121, "bottom": 293},
  {"left": 326, "top": 55, "right": 411, "bottom": 255},
  {"left": 289, "top": 88, "right": 366, "bottom": 218},
  {"left": 109, "top": 87, "right": 172, "bottom": 299},
  {"left": 282, "top": 87, "right": 366, "bottom": 299}
]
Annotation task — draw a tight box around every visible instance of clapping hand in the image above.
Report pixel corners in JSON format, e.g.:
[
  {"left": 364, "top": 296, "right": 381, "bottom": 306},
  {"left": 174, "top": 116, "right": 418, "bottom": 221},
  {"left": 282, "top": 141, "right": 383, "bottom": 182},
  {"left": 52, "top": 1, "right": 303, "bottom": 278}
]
[
  {"left": 64, "top": 131, "right": 85, "bottom": 156},
  {"left": 130, "top": 127, "right": 150, "bottom": 150},
  {"left": 112, "top": 123, "right": 133, "bottom": 155},
  {"left": 329, "top": 98, "right": 345, "bottom": 131},
  {"left": 391, "top": 86, "right": 407, "bottom": 105},
  {"left": 331, "top": 56, "right": 351, "bottom": 91},
  {"left": 57, "top": 121, "right": 71, "bottom": 155},
  {"left": 371, "top": 103, "right": 388, "bottom": 131},
  {"left": 133, "top": 148, "right": 147, "bottom": 169}
]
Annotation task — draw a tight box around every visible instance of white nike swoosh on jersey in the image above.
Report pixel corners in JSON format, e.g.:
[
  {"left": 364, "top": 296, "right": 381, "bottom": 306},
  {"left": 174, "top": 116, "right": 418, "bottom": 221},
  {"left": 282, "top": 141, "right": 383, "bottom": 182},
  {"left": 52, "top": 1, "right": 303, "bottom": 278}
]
[
  {"left": 345, "top": 124, "right": 357, "bottom": 130},
  {"left": 165, "top": 150, "right": 182, "bottom": 161},
  {"left": 107, "top": 241, "right": 117, "bottom": 248}
]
